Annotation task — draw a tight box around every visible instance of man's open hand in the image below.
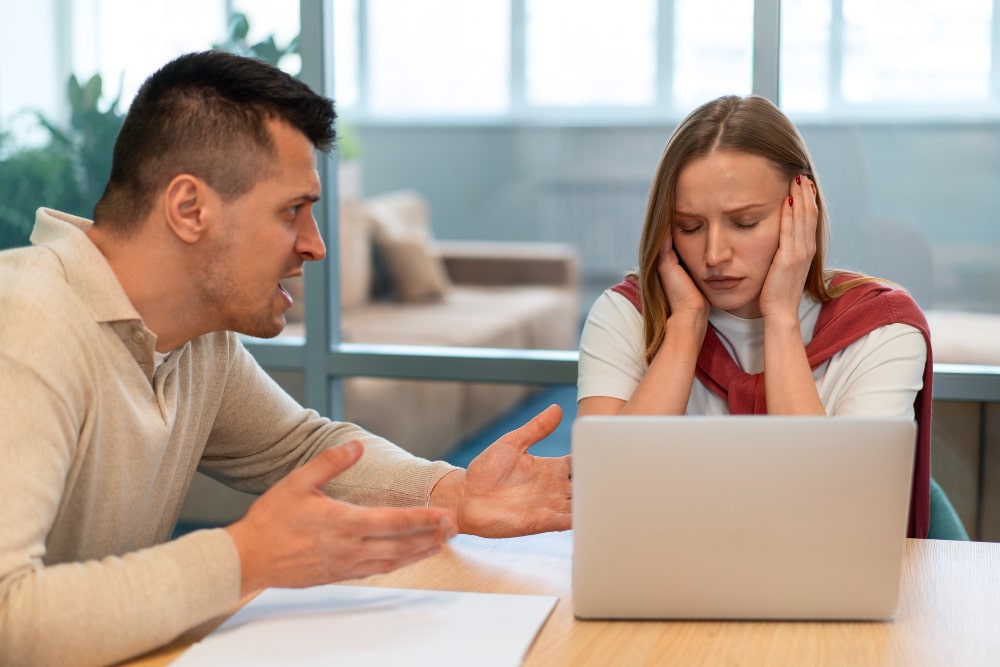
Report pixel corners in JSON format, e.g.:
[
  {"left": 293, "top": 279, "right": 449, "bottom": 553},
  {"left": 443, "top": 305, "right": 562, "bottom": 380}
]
[
  {"left": 226, "top": 441, "right": 458, "bottom": 596},
  {"left": 430, "top": 404, "right": 572, "bottom": 537}
]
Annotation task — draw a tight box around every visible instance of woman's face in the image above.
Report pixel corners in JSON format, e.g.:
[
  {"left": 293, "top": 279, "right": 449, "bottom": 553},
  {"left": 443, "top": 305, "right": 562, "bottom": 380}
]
[{"left": 668, "top": 150, "right": 789, "bottom": 318}]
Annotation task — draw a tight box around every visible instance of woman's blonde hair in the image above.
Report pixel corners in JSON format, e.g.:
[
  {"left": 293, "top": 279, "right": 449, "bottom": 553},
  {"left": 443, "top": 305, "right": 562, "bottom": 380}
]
[{"left": 636, "top": 94, "right": 866, "bottom": 362}]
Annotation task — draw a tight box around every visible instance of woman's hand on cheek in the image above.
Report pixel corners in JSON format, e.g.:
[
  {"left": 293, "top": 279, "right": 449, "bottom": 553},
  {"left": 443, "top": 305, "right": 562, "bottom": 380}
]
[
  {"left": 759, "top": 174, "right": 818, "bottom": 322},
  {"left": 658, "top": 242, "right": 709, "bottom": 324}
]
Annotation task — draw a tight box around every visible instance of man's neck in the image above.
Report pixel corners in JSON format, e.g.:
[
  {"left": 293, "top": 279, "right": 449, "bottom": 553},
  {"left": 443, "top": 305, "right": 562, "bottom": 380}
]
[{"left": 86, "top": 222, "right": 207, "bottom": 352}]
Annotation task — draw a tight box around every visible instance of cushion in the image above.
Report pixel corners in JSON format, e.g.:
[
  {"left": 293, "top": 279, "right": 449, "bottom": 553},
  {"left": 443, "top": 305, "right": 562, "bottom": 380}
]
[
  {"left": 365, "top": 190, "right": 451, "bottom": 302},
  {"left": 338, "top": 199, "right": 372, "bottom": 310}
]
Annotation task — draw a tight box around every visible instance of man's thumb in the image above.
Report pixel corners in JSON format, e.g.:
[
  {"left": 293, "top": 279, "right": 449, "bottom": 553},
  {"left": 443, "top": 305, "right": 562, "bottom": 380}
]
[{"left": 288, "top": 441, "right": 364, "bottom": 491}]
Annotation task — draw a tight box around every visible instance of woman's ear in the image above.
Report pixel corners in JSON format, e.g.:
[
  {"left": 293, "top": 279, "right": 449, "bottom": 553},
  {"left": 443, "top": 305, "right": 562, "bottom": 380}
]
[{"left": 164, "top": 174, "right": 210, "bottom": 244}]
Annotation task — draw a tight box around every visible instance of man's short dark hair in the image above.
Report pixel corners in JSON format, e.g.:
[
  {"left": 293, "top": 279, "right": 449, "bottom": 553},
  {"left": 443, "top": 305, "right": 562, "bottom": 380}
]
[{"left": 94, "top": 50, "right": 337, "bottom": 233}]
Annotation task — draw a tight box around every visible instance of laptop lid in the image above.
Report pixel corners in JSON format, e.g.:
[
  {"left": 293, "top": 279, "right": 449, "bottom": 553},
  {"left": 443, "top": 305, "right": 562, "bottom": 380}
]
[{"left": 571, "top": 415, "right": 916, "bottom": 621}]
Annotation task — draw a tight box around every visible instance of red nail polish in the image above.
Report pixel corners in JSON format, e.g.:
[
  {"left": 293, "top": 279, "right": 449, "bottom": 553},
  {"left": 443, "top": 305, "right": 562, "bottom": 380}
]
[
  {"left": 796, "top": 175, "right": 801, "bottom": 185},
  {"left": 788, "top": 196, "right": 794, "bottom": 207}
]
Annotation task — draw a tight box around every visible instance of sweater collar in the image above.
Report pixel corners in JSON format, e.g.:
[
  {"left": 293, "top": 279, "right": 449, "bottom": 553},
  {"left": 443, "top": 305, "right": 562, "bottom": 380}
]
[
  {"left": 31, "top": 208, "right": 145, "bottom": 326},
  {"left": 31, "top": 209, "right": 165, "bottom": 381}
]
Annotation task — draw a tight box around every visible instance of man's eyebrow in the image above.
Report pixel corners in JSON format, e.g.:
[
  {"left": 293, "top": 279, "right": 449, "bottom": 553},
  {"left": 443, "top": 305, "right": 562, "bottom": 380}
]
[{"left": 288, "top": 193, "right": 321, "bottom": 204}]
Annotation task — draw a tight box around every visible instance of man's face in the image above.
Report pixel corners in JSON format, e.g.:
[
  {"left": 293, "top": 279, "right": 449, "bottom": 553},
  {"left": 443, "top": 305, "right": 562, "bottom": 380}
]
[{"left": 198, "top": 119, "right": 326, "bottom": 338}]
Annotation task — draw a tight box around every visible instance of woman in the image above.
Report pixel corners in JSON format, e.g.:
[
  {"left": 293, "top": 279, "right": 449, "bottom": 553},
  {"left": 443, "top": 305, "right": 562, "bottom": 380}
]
[{"left": 576, "top": 95, "right": 932, "bottom": 538}]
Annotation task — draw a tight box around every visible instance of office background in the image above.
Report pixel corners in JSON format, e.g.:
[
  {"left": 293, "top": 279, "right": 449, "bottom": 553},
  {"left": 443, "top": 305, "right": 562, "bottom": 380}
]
[{"left": 1, "top": 0, "right": 998, "bottom": 536}]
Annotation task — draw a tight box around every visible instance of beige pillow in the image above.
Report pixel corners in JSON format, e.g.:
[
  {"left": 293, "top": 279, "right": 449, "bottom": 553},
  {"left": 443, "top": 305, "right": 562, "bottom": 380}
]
[
  {"left": 365, "top": 190, "right": 451, "bottom": 302},
  {"left": 338, "top": 200, "right": 373, "bottom": 310}
]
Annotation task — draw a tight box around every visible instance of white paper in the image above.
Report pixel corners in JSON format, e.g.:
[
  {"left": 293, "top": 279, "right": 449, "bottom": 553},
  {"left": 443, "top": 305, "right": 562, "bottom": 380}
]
[{"left": 171, "top": 585, "right": 558, "bottom": 666}]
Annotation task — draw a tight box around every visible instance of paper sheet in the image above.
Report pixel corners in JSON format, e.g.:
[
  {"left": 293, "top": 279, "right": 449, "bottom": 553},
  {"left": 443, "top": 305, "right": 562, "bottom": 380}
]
[{"left": 171, "top": 584, "right": 558, "bottom": 666}]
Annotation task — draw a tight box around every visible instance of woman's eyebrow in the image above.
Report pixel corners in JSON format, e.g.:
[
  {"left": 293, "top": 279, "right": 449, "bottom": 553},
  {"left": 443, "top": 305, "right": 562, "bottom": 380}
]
[
  {"left": 674, "top": 201, "right": 772, "bottom": 218},
  {"left": 721, "top": 201, "right": 772, "bottom": 215}
]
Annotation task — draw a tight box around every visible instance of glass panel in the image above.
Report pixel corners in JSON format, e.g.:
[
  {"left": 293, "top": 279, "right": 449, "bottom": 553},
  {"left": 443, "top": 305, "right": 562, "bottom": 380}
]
[
  {"left": 227, "top": 2, "right": 305, "bottom": 343},
  {"left": 72, "top": 0, "right": 228, "bottom": 106},
  {"left": 840, "top": 0, "right": 991, "bottom": 106},
  {"left": 673, "top": 0, "right": 754, "bottom": 109},
  {"left": 333, "top": 0, "right": 360, "bottom": 108},
  {"left": 780, "top": 0, "right": 1000, "bottom": 372},
  {"left": 323, "top": 2, "right": 740, "bottom": 357},
  {"left": 0, "top": 3, "right": 62, "bottom": 140},
  {"left": 0, "top": 1, "right": 230, "bottom": 251},
  {"left": 524, "top": 0, "right": 656, "bottom": 106},
  {"left": 232, "top": 0, "right": 302, "bottom": 75},
  {"left": 337, "top": 2, "right": 753, "bottom": 355},
  {"left": 779, "top": 0, "right": 832, "bottom": 113},
  {"left": 366, "top": 0, "right": 509, "bottom": 115}
]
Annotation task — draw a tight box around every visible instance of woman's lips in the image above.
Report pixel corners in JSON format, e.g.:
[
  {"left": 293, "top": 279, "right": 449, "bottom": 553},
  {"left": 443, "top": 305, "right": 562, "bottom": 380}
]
[{"left": 704, "top": 277, "right": 743, "bottom": 290}]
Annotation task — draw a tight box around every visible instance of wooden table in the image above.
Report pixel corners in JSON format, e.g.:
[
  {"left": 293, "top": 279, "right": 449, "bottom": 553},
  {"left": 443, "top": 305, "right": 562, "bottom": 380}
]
[{"left": 128, "top": 533, "right": 1000, "bottom": 666}]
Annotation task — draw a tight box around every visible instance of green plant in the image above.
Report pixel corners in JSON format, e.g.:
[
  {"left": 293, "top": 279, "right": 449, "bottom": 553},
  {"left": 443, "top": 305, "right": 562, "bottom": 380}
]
[
  {"left": 37, "top": 73, "right": 124, "bottom": 210},
  {"left": 0, "top": 74, "right": 124, "bottom": 251},
  {"left": 213, "top": 12, "right": 299, "bottom": 69},
  {"left": 0, "top": 132, "right": 72, "bottom": 248}
]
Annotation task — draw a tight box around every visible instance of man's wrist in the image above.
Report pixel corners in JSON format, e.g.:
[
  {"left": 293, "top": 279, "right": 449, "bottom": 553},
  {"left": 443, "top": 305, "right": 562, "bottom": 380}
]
[
  {"left": 428, "top": 469, "right": 466, "bottom": 529},
  {"left": 225, "top": 521, "right": 265, "bottom": 598}
]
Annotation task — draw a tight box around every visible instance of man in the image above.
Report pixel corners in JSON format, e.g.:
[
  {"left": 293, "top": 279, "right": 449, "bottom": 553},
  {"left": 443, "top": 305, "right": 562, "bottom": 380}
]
[{"left": 0, "top": 51, "right": 571, "bottom": 667}]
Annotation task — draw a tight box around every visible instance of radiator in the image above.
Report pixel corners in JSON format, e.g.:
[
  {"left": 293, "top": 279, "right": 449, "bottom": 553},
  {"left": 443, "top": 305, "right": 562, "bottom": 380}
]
[{"left": 535, "top": 180, "right": 650, "bottom": 279}]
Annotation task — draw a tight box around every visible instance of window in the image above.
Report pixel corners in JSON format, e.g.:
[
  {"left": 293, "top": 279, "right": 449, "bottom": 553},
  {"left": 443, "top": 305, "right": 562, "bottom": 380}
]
[
  {"left": 839, "top": 0, "right": 991, "bottom": 106},
  {"left": 780, "top": 0, "right": 999, "bottom": 317},
  {"left": 334, "top": 0, "right": 1000, "bottom": 120},
  {"left": 781, "top": 0, "right": 995, "bottom": 114},
  {"left": 334, "top": 0, "right": 756, "bottom": 119},
  {"left": 524, "top": 0, "right": 657, "bottom": 107},
  {"left": 71, "top": 0, "right": 229, "bottom": 107},
  {"left": 672, "top": 0, "right": 754, "bottom": 108},
  {"left": 367, "top": 0, "right": 509, "bottom": 116}
]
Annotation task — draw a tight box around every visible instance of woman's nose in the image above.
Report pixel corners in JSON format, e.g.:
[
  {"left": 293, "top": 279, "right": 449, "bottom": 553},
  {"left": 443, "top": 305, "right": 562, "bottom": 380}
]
[{"left": 704, "top": 224, "right": 732, "bottom": 266}]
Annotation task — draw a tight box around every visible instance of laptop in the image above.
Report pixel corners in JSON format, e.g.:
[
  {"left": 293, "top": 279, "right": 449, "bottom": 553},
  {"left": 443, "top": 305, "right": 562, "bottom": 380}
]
[{"left": 571, "top": 415, "right": 916, "bottom": 621}]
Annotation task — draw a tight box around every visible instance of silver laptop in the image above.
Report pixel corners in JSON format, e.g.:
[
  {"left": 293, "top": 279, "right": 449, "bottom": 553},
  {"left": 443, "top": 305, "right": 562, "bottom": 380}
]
[{"left": 571, "top": 415, "right": 916, "bottom": 621}]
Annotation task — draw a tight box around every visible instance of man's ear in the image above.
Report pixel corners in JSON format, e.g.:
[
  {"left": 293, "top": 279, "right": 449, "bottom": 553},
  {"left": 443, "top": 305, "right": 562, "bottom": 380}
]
[{"left": 164, "top": 174, "right": 213, "bottom": 244}]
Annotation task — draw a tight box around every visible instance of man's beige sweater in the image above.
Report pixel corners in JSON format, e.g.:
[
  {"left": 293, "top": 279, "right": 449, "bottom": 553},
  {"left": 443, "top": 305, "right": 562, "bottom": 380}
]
[{"left": 0, "top": 209, "right": 456, "bottom": 666}]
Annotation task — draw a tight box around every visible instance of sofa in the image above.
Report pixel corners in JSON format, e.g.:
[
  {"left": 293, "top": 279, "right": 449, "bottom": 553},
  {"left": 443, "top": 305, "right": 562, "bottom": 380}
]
[{"left": 281, "top": 189, "right": 581, "bottom": 461}]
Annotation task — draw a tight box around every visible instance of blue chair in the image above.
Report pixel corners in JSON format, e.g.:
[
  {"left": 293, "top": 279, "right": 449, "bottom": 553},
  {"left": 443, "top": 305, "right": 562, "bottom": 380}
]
[{"left": 927, "top": 476, "right": 969, "bottom": 540}]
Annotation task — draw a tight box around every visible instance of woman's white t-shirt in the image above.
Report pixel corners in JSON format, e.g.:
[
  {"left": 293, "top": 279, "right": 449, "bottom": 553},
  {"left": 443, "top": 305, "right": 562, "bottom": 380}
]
[{"left": 578, "top": 289, "right": 927, "bottom": 419}]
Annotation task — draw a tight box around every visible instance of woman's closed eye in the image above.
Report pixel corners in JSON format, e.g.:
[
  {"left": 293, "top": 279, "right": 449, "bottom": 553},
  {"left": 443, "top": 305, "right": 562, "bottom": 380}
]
[{"left": 673, "top": 219, "right": 702, "bottom": 235}]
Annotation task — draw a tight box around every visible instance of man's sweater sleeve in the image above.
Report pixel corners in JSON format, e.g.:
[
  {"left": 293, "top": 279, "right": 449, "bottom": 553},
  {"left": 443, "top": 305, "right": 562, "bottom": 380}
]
[
  {"left": 0, "top": 354, "right": 243, "bottom": 667},
  {"left": 0, "top": 530, "right": 241, "bottom": 667},
  {"left": 197, "top": 334, "right": 457, "bottom": 506}
]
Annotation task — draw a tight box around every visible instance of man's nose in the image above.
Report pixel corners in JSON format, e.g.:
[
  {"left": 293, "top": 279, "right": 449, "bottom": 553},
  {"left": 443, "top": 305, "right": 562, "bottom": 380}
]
[{"left": 297, "top": 215, "right": 327, "bottom": 262}]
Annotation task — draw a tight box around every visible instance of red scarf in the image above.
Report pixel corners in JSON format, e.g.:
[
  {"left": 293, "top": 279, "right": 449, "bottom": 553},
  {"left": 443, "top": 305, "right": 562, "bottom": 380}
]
[{"left": 611, "top": 274, "right": 932, "bottom": 538}]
